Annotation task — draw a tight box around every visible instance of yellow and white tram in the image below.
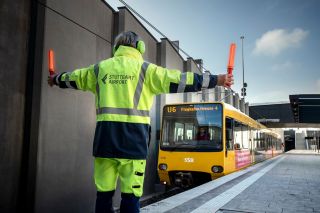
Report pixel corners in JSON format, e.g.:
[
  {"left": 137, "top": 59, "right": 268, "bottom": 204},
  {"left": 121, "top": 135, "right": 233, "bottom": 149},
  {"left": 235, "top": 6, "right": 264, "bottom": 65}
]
[{"left": 158, "top": 102, "right": 281, "bottom": 188}]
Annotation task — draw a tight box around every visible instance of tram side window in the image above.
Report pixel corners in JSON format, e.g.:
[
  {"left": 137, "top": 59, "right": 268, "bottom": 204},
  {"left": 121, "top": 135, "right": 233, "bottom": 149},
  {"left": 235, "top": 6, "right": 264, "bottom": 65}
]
[
  {"left": 258, "top": 132, "right": 262, "bottom": 150},
  {"left": 226, "top": 118, "right": 234, "bottom": 150},
  {"left": 252, "top": 129, "right": 258, "bottom": 151},
  {"left": 261, "top": 133, "right": 266, "bottom": 151},
  {"left": 268, "top": 135, "right": 271, "bottom": 149},
  {"left": 272, "top": 136, "right": 276, "bottom": 149},
  {"left": 242, "top": 124, "right": 249, "bottom": 149},
  {"left": 234, "top": 121, "right": 242, "bottom": 149},
  {"left": 256, "top": 131, "right": 263, "bottom": 150},
  {"left": 276, "top": 137, "right": 280, "bottom": 150}
]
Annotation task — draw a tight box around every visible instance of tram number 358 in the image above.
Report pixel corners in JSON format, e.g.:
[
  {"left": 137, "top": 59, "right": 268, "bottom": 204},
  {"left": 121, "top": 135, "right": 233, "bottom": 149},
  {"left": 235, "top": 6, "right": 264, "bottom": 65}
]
[{"left": 184, "top": 158, "right": 194, "bottom": 163}]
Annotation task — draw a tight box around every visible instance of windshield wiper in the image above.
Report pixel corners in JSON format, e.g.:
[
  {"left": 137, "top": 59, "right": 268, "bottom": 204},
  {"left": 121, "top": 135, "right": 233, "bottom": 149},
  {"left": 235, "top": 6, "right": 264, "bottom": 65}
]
[{"left": 168, "top": 142, "right": 196, "bottom": 151}]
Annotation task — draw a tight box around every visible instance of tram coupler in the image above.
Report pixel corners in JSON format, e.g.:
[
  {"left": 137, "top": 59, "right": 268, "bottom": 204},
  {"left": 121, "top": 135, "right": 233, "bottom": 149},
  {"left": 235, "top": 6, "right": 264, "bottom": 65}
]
[{"left": 174, "top": 172, "right": 193, "bottom": 188}]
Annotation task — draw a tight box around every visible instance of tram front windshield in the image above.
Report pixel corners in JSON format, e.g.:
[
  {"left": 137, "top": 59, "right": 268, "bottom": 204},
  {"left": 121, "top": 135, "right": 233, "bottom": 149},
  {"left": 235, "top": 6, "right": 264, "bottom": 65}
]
[{"left": 161, "top": 103, "right": 223, "bottom": 151}]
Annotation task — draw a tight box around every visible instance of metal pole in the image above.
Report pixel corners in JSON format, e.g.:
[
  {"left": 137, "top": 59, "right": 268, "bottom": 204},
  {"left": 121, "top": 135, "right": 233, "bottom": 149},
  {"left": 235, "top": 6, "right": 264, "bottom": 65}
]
[{"left": 240, "top": 36, "right": 245, "bottom": 100}]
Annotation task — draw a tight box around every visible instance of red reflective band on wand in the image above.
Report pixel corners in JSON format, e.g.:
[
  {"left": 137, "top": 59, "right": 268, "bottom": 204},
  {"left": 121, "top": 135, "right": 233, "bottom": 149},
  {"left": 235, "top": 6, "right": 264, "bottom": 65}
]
[
  {"left": 48, "top": 49, "right": 55, "bottom": 75},
  {"left": 227, "top": 43, "right": 236, "bottom": 75}
]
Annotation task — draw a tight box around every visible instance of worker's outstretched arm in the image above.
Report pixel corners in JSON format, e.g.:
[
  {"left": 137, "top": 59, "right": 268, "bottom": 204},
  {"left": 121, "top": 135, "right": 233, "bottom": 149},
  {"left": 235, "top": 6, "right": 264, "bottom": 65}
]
[
  {"left": 146, "top": 63, "right": 233, "bottom": 95},
  {"left": 48, "top": 64, "right": 97, "bottom": 93}
]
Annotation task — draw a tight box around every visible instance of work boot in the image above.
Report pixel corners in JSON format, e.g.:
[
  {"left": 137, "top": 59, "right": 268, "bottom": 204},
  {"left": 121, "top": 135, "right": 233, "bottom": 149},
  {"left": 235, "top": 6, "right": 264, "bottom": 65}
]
[
  {"left": 120, "top": 193, "right": 140, "bottom": 213},
  {"left": 95, "top": 190, "right": 115, "bottom": 213}
]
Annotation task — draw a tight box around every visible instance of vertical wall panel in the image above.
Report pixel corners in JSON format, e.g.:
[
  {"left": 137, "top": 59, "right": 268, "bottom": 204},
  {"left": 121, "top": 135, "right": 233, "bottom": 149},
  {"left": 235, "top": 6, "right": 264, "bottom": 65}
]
[
  {"left": 185, "top": 58, "right": 203, "bottom": 102},
  {"left": 233, "top": 93, "right": 240, "bottom": 109},
  {"left": 207, "top": 88, "right": 216, "bottom": 102},
  {"left": 225, "top": 89, "right": 233, "bottom": 105},
  {"left": 240, "top": 98, "right": 245, "bottom": 113}
]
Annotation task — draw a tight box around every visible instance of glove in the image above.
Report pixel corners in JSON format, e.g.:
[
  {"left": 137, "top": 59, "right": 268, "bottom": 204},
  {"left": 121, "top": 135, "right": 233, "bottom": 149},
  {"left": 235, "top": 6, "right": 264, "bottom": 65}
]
[
  {"left": 47, "top": 74, "right": 59, "bottom": 87},
  {"left": 217, "top": 74, "right": 234, "bottom": 88}
]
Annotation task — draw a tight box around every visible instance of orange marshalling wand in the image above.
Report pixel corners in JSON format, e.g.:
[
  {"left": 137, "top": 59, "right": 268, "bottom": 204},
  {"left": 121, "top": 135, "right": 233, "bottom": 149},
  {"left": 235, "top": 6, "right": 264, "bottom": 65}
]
[
  {"left": 227, "top": 43, "right": 236, "bottom": 75},
  {"left": 48, "top": 49, "right": 55, "bottom": 76}
]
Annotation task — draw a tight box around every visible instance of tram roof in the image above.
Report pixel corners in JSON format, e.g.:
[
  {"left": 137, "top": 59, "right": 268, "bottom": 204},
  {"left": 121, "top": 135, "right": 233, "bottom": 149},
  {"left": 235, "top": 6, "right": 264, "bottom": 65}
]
[
  {"left": 224, "top": 103, "right": 281, "bottom": 138},
  {"left": 163, "top": 102, "right": 280, "bottom": 138}
]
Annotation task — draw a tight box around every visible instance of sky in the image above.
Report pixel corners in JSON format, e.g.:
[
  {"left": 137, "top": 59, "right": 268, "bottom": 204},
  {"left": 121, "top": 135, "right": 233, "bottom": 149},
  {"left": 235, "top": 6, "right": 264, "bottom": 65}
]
[{"left": 106, "top": 0, "right": 320, "bottom": 104}]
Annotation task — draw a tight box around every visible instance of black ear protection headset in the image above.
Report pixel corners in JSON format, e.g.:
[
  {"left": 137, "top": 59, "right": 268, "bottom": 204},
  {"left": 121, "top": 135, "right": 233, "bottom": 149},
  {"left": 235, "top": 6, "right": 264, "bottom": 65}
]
[{"left": 113, "top": 31, "right": 145, "bottom": 55}]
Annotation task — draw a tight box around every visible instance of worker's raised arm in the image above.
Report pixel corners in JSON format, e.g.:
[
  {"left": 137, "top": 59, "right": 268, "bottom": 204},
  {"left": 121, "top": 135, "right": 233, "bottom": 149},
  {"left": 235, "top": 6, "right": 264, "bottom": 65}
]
[
  {"left": 145, "top": 63, "right": 233, "bottom": 95},
  {"left": 48, "top": 64, "right": 97, "bottom": 93}
]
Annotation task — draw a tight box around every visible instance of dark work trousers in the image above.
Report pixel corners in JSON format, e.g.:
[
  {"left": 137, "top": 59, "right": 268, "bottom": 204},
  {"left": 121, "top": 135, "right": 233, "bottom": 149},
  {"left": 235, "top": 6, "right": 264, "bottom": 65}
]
[
  {"left": 120, "top": 193, "right": 140, "bottom": 213},
  {"left": 95, "top": 191, "right": 115, "bottom": 213},
  {"left": 95, "top": 191, "right": 140, "bottom": 213}
]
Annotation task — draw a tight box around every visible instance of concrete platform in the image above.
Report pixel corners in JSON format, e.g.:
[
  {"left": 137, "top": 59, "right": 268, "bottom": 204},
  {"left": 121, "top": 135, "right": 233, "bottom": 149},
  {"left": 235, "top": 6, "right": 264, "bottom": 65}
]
[
  {"left": 286, "top": 149, "right": 320, "bottom": 155},
  {"left": 142, "top": 152, "right": 320, "bottom": 213}
]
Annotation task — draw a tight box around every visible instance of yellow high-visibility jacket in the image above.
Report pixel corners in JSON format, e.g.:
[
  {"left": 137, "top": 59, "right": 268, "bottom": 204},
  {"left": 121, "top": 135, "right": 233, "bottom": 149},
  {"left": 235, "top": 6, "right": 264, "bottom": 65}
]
[{"left": 54, "top": 45, "right": 218, "bottom": 159}]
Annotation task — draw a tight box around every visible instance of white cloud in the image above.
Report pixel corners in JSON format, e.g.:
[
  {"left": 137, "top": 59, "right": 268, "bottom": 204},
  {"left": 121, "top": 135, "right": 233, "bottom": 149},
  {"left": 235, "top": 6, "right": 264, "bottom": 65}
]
[
  {"left": 271, "top": 61, "right": 296, "bottom": 71},
  {"left": 253, "top": 28, "right": 308, "bottom": 56}
]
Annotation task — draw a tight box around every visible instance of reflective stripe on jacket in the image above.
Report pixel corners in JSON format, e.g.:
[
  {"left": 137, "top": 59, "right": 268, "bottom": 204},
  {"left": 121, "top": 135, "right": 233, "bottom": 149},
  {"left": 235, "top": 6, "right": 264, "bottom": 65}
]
[{"left": 55, "top": 45, "right": 218, "bottom": 159}]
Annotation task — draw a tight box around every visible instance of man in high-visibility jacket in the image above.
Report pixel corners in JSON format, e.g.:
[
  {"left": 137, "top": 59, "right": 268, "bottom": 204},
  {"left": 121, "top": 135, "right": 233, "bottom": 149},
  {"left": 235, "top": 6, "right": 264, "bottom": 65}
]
[{"left": 48, "top": 31, "right": 234, "bottom": 213}]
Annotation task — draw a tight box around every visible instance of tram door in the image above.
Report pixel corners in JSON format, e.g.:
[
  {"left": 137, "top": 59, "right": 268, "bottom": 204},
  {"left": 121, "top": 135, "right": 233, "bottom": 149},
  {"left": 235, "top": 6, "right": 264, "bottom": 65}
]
[
  {"left": 249, "top": 128, "right": 254, "bottom": 163},
  {"left": 225, "top": 118, "right": 235, "bottom": 174}
]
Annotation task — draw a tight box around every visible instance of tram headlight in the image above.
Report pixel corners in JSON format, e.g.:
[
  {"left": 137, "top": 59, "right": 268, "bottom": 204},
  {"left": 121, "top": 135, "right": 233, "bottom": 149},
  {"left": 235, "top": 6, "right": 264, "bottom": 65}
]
[
  {"left": 211, "top": 166, "right": 223, "bottom": 173},
  {"left": 159, "top": 163, "right": 168, "bottom": 171}
]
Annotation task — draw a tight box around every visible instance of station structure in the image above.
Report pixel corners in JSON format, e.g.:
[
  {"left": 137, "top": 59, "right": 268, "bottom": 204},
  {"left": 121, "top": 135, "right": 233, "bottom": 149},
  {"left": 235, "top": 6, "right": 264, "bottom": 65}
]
[{"left": 1, "top": 0, "right": 320, "bottom": 212}]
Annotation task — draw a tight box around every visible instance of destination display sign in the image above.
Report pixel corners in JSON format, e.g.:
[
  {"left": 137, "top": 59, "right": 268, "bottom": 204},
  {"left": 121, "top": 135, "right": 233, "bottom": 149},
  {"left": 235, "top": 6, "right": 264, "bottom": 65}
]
[{"left": 163, "top": 103, "right": 221, "bottom": 116}]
